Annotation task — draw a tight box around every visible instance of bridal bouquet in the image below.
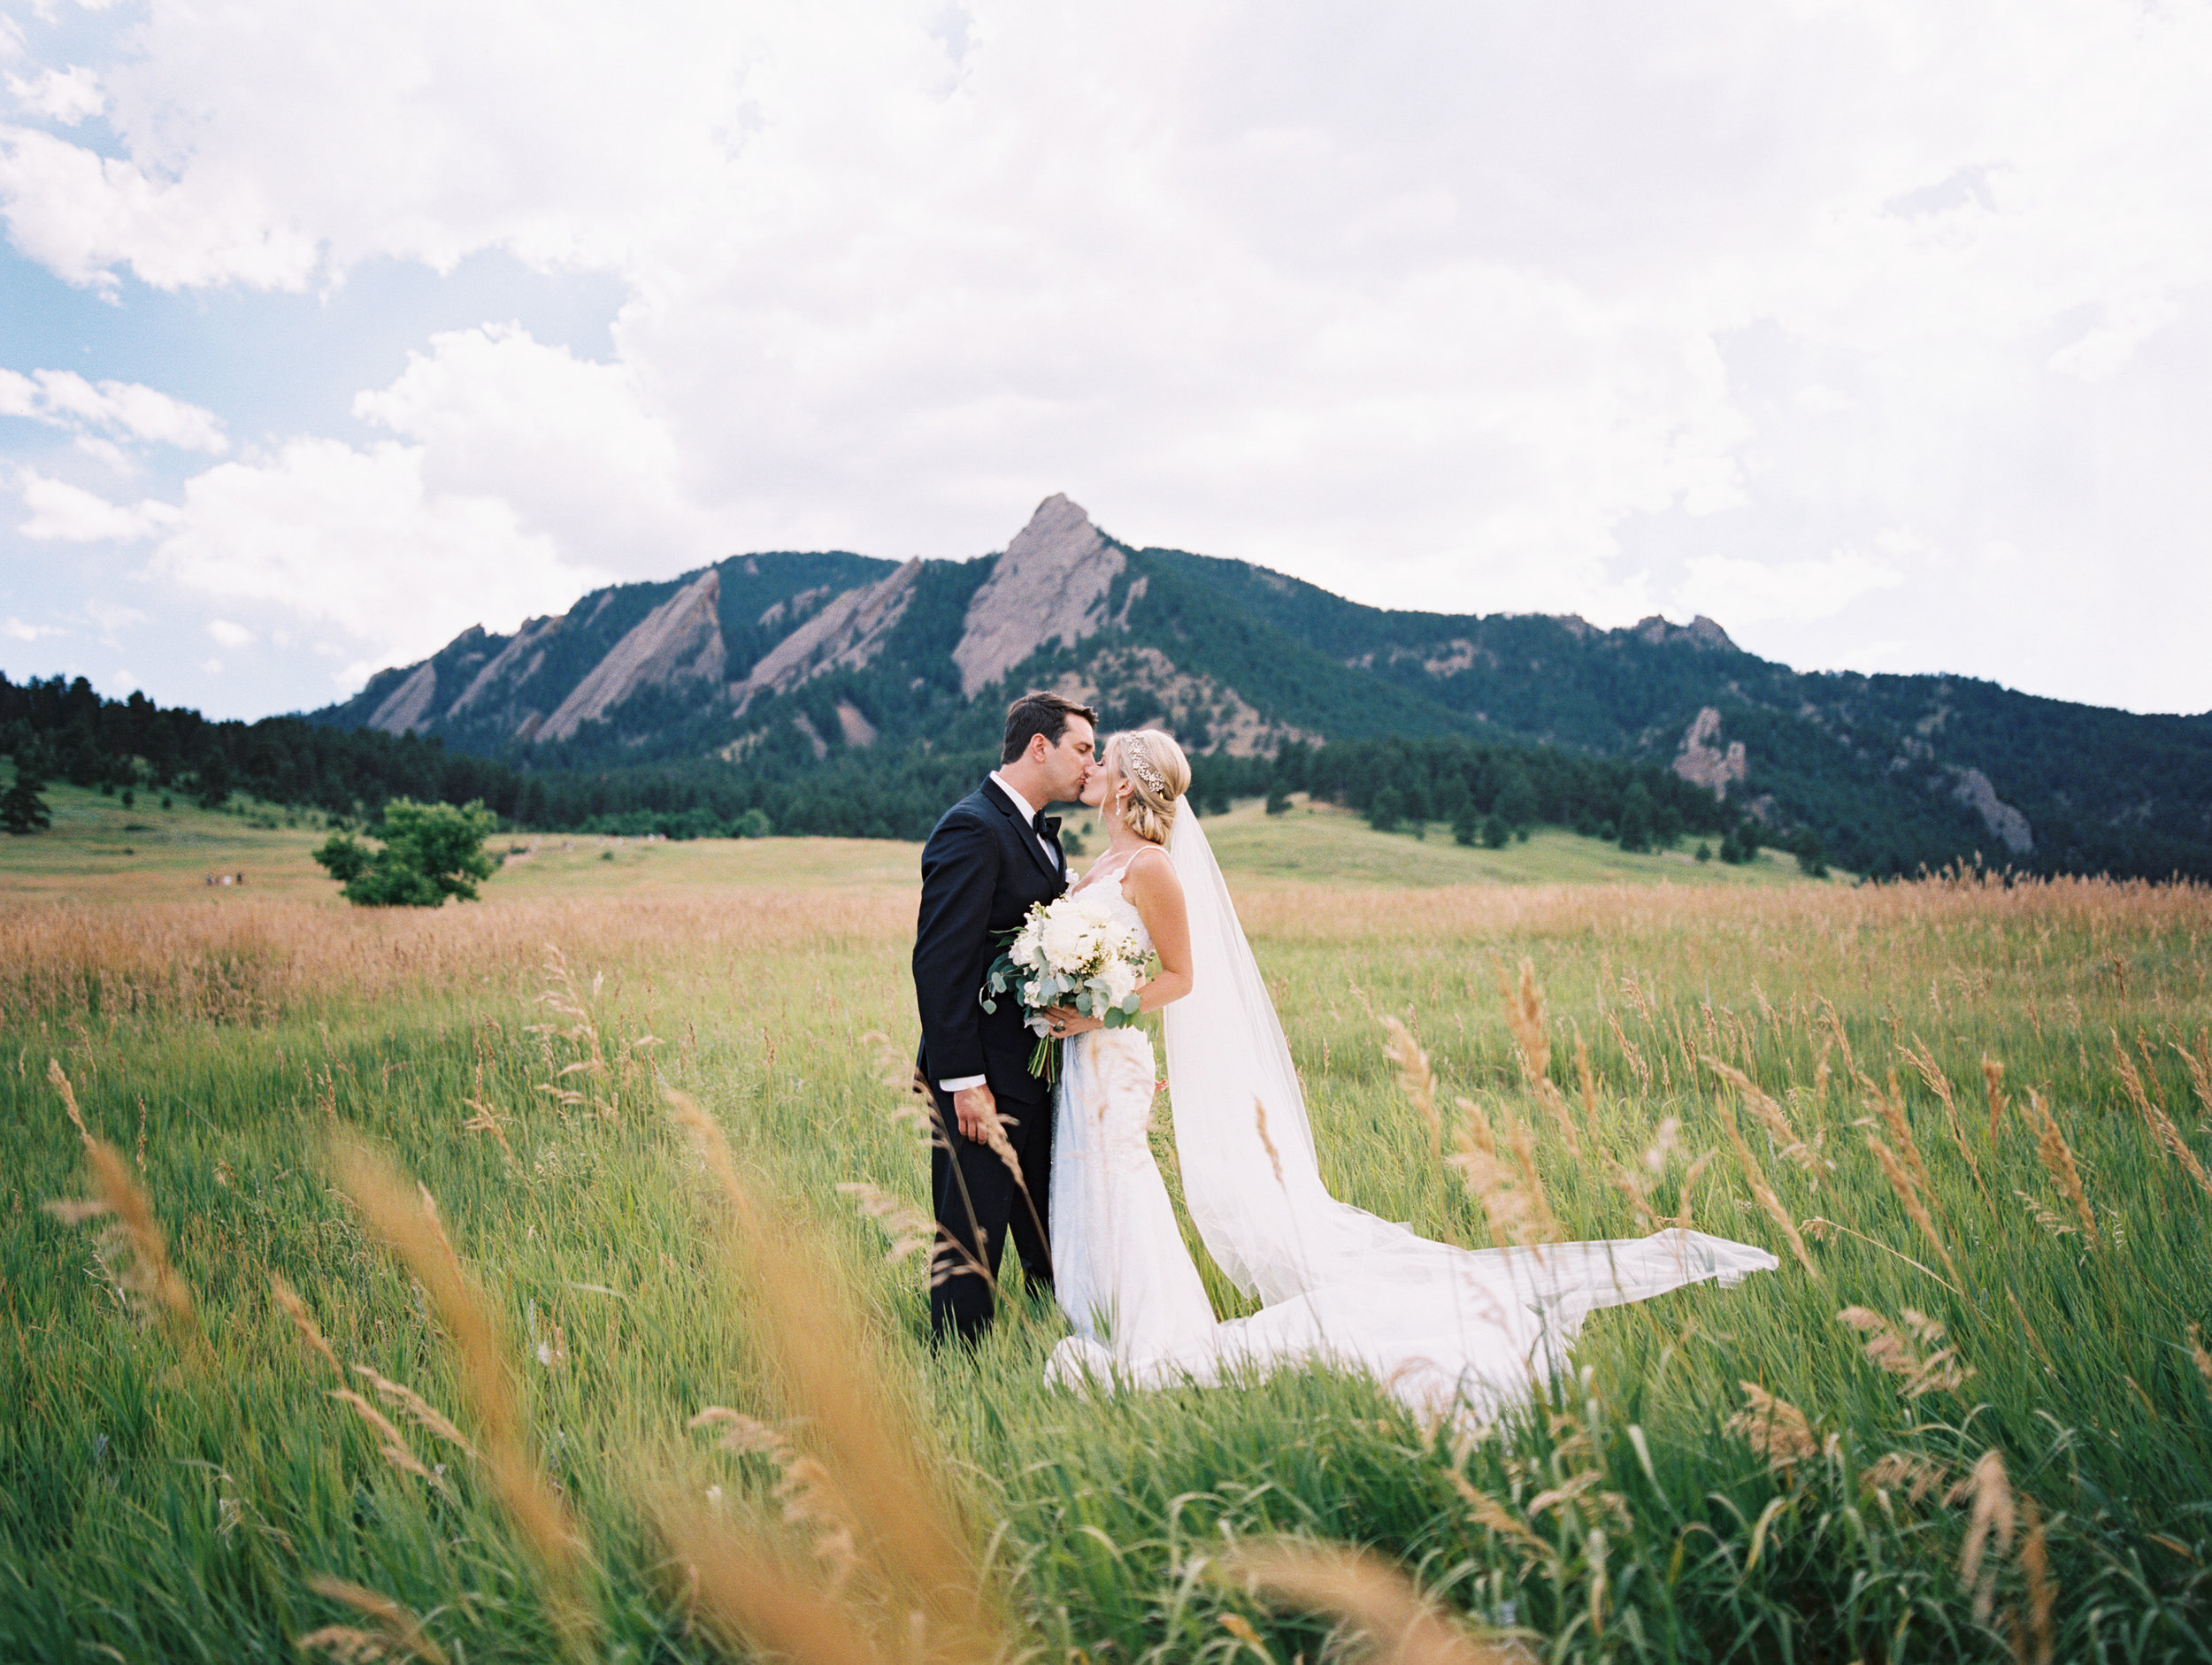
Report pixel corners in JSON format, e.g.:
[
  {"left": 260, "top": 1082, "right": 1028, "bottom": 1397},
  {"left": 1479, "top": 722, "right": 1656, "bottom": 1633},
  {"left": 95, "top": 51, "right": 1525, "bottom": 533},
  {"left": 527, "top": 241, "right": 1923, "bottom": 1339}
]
[{"left": 979, "top": 887, "right": 1149, "bottom": 1079}]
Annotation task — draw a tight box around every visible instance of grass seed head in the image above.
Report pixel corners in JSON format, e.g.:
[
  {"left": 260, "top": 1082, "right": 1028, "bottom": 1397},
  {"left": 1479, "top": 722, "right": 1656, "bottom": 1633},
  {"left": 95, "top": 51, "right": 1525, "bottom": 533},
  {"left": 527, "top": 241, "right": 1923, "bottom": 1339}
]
[
  {"left": 662, "top": 1083, "right": 999, "bottom": 1660},
  {"left": 352, "top": 1365, "right": 480, "bottom": 1459},
  {"left": 46, "top": 1118, "right": 199, "bottom": 1349},
  {"left": 328, "top": 1389, "right": 454, "bottom": 1500},
  {"left": 1715, "top": 1101, "right": 1818, "bottom": 1278},
  {"left": 2114, "top": 1033, "right": 2212, "bottom": 1200},
  {"left": 1863, "top": 1131, "right": 1962, "bottom": 1285},
  {"left": 2022, "top": 1091, "right": 2098, "bottom": 1246},
  {"left": 834, "top": 1182, "right": 936, "bottom": 1266},
  {"left": 1837, "top": 1306, "right": 1974, "bottom": 1397},
  {"left": 1380, "top": 1017, "right": 1441, "bottom": 1159},
  {"left": 1863, "top": 1451, "right": 1953, "bottom": 1506},
  {"left": 271, "top": 1275, "right": 343, "bottom": 1377},
  {"left": 297, "top": 1577, "right": 452, "bottom": 1665},
  {"left": 1959, "top": 1448, "right": 2017, "bottom": 1623},
  {"left": 1724, "top": 1382, "right": 1816, "bottom": 1472},
  {"left": 1223, "top": 1539, "right": 1518, "bottom": 1665}
]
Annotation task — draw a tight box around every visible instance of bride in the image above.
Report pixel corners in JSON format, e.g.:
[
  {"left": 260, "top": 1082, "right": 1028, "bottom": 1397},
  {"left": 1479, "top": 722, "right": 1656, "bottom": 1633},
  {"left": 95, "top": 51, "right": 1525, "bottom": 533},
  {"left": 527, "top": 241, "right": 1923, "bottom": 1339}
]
[{"left": 1039, "top": 728, "right": 1777, "bottom": 1419}]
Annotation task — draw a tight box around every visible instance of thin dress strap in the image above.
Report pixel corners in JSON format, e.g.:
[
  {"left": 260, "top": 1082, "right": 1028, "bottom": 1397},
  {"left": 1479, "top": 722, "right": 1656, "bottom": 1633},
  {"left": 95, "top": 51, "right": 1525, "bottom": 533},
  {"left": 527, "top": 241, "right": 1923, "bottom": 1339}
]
[{"left": 1074, "top": 846, "right": 1148, "bottom": 894}]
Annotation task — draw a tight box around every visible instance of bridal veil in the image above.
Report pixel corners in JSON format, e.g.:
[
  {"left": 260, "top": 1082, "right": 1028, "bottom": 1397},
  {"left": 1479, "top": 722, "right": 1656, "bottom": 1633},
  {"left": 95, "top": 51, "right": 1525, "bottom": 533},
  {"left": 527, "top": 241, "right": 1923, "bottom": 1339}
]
[{"left": 1155, "top": 802, "right": 1777, "bottom": 1416}]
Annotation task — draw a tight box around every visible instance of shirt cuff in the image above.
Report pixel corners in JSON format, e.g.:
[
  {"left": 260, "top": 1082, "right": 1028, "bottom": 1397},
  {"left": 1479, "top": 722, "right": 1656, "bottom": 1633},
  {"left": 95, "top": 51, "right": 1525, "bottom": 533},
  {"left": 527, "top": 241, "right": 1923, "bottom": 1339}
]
[{"left": 938, "top": 1074, "right": 987, "bottom": 1093}]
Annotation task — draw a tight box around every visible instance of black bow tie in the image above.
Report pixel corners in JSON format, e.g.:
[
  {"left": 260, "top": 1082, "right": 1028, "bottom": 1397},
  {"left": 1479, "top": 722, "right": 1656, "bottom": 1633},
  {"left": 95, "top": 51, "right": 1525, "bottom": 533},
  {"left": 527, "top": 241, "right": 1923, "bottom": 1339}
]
[{"left": 1033, "top": 810, "right": 1061, "bottom": 840}]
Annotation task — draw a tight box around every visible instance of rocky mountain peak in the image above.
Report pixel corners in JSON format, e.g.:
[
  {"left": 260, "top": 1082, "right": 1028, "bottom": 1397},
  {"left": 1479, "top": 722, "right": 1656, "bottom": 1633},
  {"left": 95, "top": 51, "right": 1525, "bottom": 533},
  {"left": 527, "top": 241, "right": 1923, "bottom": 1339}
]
[
  {"left": 952, "top": 495, "right": 1129, "bottom": 697},
  {"left": 1633, "top": 614, "right": 1739, "bottom": 652}
]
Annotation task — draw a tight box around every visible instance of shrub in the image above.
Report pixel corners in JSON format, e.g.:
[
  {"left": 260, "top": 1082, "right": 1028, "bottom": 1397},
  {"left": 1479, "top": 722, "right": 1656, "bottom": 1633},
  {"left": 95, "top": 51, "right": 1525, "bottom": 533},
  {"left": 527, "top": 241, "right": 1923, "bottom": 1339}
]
[{"left": 312, "top": 798, "right": 498, "bottom": 907}]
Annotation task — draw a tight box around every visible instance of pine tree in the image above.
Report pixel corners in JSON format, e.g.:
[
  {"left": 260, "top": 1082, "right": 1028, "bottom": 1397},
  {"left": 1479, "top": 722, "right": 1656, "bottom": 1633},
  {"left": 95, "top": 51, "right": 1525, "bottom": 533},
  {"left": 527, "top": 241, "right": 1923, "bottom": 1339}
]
[{"left": 1, "top": 767, "right": 52, "bottom": 834}]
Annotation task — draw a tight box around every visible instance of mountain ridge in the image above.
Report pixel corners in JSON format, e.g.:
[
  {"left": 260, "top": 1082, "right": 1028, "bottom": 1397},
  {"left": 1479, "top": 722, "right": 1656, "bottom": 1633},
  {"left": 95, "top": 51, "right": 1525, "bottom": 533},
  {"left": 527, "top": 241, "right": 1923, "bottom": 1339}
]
[{"left": 314, "top": 496, "right": 2212, "bottom": 880}]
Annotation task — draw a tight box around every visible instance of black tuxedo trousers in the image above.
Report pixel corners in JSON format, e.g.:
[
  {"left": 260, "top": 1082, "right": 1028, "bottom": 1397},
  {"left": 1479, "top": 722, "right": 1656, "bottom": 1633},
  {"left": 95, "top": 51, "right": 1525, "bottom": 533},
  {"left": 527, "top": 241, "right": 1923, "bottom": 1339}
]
[{"left": 911, "top": 779, "right": 1068, "bottom": 1341}]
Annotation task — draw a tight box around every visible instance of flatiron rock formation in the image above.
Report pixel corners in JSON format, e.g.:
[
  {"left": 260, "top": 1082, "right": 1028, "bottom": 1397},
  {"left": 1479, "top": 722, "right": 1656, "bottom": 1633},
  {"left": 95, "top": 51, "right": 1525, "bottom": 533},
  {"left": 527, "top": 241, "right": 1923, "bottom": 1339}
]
[
  {"left": 541, "top": 570, "right": 727, "bottom": 741},
  {"left": 732, "top": 558, "right": 921, "bottom": 714},
  {"left": 952, "top": 495, "right": 1128, "bottom": 697}
]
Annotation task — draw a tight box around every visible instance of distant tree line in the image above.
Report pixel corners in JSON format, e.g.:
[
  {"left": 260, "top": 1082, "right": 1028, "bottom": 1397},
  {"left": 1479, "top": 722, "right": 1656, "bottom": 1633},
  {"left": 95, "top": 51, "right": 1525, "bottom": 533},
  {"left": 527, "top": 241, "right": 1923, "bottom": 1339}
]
[
  {"left": 1182, "top": 735, "right": 1825, "bottom": 866},
  {"left": 2, "top": 673, "right": 523, "bottom": 821},
  {"left": 12, "top": 670, "right": 2192, "bottom": 882}
]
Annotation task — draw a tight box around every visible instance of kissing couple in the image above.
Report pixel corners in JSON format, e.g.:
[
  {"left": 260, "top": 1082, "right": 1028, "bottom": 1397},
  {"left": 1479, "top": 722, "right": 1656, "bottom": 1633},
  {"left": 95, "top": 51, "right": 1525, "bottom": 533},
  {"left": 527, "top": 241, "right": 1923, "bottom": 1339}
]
[{"left": 912, "top": 692, "right": 1776, "bottom": 1418}]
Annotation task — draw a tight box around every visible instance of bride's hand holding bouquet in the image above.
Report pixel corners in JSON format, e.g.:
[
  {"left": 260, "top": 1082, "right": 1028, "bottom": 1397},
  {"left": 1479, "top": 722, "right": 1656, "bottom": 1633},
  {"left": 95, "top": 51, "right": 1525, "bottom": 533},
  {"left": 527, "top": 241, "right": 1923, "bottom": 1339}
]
[{"left": 980, "top": 886, "right": 1149, "bottom": 1078}]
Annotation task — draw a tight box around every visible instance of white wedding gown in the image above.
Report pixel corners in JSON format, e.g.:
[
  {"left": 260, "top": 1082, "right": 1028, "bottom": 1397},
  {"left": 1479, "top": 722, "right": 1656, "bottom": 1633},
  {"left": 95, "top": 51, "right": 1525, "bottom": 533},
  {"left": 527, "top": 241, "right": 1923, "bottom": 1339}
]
[{"left": 1046, "top": 819, "right": 1778, "bottom": 1422}]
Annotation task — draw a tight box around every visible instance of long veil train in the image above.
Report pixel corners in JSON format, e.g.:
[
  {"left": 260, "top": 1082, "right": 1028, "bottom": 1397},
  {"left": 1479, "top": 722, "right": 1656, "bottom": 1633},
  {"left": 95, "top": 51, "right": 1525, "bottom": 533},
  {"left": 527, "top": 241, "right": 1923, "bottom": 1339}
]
[{"left": 1075, "top": 803, "right": 1778, "bottom": 1418}]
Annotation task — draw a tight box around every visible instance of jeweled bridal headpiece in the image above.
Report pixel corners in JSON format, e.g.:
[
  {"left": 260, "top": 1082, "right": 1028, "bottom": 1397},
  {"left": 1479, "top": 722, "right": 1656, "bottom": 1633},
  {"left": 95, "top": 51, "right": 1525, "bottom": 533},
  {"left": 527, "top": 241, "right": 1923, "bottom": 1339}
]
[{"left": 1122, "top": 736, "right": 1171, "bottom": 800}]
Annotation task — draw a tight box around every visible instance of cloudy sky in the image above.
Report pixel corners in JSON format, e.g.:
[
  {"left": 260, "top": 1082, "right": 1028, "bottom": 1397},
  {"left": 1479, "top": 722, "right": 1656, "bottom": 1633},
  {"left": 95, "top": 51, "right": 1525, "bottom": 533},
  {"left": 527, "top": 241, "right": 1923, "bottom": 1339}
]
[{"left": 4, "top": 0, "right": 2209, "bottom": 721}]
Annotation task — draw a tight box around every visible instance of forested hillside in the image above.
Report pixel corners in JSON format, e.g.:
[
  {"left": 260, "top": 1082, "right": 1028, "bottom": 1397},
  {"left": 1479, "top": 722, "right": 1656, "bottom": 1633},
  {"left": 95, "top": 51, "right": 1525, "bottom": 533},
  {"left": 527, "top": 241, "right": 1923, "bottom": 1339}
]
[
  {"left": 11, "top": 499, "right": 2209, "bottom": 879},
  {"left": 298, "top": 496, "right": 2212, "bottom": 881}
]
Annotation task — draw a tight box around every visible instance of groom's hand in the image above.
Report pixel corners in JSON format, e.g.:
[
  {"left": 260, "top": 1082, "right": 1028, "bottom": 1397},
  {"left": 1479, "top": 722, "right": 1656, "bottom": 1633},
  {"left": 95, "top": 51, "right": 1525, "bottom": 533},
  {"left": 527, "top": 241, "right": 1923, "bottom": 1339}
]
[{"left": 952, "top": 1082, "right": 998, "bottom": 1143}]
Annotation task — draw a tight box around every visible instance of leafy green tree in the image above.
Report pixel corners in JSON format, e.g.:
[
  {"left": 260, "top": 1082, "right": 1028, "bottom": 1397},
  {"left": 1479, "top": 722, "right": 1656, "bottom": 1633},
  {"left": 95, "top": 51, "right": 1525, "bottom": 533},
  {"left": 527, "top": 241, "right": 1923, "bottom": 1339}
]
[
  {"left": 1482, "top": 812, "right": 1509, "bottom": 849},
  {"left": 1695, "top": 840, "right": 1712, "bottom": 863},
  {"left": 733, "top": 808, "right": 773, "bottom": 839},
  {"left": 1451, "top": 798, "right": 1479, "bottom": 846},
  {"left": 2, "top": 766, "right": 52, "bottom": 834},
  {"left": 1793, "top": 830, "right": 1829, "bottom": 878},
  {"left": 1368, "top": 786, "right": 1402, "bottom": 832},
  {"left": 1265, "top": 786, "right": 1291, "bottom": 817},
  {"left": 313, "top": 798, "right": 498, "bottom": 907}
]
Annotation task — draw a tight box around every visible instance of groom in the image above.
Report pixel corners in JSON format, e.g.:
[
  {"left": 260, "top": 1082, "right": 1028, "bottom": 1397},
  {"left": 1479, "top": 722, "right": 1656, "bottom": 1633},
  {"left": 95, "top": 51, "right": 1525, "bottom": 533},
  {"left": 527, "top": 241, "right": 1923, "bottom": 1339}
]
[{"left": 912, "top": 690, "right": 1098, "bottom": 1343}]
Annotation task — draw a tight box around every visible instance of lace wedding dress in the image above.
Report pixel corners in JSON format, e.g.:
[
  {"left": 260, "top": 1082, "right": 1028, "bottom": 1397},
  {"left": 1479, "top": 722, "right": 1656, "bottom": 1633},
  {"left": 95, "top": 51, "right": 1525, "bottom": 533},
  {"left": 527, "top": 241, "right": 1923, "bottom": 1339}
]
[{"left": 1046, "top": 821, "right": 1778, "bottom": 1421}]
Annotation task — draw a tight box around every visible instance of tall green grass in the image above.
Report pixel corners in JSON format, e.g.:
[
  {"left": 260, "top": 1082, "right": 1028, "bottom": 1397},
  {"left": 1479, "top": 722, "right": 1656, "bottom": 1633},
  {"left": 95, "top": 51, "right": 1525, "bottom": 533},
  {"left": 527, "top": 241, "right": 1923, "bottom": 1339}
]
[{"left": 3, "top": 872, "right": 2208, "bottom": 1661}]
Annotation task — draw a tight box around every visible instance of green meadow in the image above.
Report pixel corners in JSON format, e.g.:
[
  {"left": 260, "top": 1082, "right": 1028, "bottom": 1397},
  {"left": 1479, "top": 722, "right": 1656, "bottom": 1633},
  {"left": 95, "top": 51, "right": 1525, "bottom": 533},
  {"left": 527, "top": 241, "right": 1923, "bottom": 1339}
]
[{"left": 3, "top": 793, "right": 2208, "bottom": 1662}]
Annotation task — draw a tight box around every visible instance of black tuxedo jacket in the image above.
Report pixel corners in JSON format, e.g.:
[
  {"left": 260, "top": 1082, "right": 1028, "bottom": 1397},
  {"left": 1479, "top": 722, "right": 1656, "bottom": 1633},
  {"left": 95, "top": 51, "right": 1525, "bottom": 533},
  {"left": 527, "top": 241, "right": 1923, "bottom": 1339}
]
[{"left": 912, "top": 778, "right": 1068, "bottom": 1108}]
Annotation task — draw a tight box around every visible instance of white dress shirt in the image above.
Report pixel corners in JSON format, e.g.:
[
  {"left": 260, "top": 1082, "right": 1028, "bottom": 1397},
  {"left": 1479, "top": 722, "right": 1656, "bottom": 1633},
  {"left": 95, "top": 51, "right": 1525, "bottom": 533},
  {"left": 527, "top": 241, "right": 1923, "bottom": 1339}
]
[{"left": 939, "top": 771, "right": 1060, "bottom": 1093}]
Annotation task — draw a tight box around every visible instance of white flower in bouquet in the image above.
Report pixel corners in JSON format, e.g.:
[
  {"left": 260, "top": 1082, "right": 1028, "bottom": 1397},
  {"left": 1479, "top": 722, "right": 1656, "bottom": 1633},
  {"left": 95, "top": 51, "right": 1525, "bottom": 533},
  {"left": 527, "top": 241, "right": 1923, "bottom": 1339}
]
[
  {"left": 1040, "top": 909, "right": 1096, "bottom": 974},
  {"left": 1099, "top": 957, "right": 1143, "bottom": 1009}
]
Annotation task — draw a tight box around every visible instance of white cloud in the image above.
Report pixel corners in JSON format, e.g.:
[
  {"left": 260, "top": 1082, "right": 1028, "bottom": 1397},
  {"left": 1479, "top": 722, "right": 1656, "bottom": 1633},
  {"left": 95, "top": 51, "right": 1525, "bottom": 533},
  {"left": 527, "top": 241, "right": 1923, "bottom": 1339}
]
[
  {"left": 14, "top": 468, "right": 178, "bottom": 541},
  {"left": 84, "top": 600, "right": 149, "bottom": 637},
  {"left": 4, "top": 615, "right": 63, "bottom": 640},
  {"left": 73, "top": 434, "right": 134, "bottom": 472},
  {"left": 147, "top": 435, "right": 605, "bottom": 668},
  {"left": 354, "top": 324, "right": 707, "bottom": 569},
  {"left": 0, "top": 368, "right": 228, "bottom": 452},
  {"left": 0, "top": 123, "right": 318, "bottom": 289},
  {"left": 205, "top": 618, "right": 253, "bottom": 648},
  {"left": 8, "top": 65, "right": 104, "bottom": 125},
  {"left": 4, "top": 1, "right": 2212, "bottom": 709}
]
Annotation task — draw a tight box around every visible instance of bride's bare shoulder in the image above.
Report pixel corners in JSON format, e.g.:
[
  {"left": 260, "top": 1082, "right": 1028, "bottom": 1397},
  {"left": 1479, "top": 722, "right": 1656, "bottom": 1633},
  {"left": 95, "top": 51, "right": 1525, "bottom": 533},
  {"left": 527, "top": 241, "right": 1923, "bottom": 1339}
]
[{"left": 1122, "top": 842, "right": 1179, "bottom": 891}]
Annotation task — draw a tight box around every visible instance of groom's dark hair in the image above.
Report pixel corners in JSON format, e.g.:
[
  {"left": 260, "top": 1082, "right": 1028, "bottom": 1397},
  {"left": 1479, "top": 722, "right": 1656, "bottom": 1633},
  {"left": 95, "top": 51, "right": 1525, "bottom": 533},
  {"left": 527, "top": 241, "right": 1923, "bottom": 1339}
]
[{"left": 1002, "top": 691, "right": 1098, "bottom": 764}]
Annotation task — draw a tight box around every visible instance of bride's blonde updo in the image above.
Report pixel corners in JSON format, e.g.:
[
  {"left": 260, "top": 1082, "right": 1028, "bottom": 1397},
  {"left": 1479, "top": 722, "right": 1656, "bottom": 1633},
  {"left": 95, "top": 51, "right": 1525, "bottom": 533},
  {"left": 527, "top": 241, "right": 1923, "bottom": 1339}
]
[{"left": 1110, "top": 729, "right": 1191, "bottom": 846}]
